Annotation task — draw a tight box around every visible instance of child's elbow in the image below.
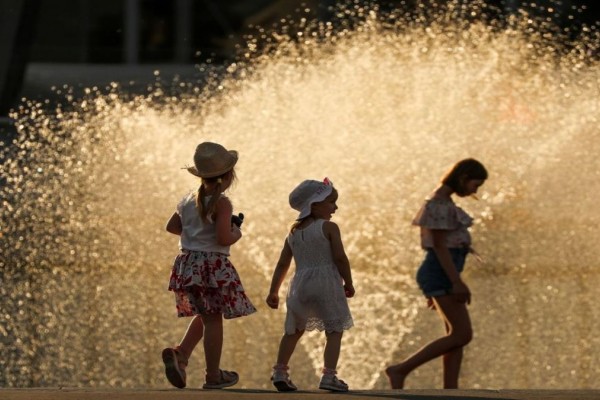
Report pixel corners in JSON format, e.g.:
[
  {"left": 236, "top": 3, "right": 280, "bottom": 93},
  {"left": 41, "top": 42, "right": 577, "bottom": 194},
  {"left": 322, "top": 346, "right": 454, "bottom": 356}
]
[
  {"left": 216, "top": 233, "right": 238, "bottom": 246},
  {"left": 333, "top": 255, "right": 349, "bottom": 268},
  {"left": 166, "top": 226, "right": 181, "bottom": 235},
  {"left": 216, "top": 235, "right": 230, "bottom": 246},
  {"left": 431, "top": 243, "right": 447, "bottom": 253}
]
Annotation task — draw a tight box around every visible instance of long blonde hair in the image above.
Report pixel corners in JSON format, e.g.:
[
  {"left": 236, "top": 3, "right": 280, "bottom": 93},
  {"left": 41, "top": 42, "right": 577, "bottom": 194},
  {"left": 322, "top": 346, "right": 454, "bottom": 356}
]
[{"left": 196, "top": 169, "right": 236, "bottom": 222}]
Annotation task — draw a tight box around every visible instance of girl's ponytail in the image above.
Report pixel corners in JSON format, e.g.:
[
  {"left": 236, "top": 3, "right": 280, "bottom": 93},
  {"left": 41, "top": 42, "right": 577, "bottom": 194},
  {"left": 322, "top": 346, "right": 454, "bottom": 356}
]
[
  {"left": 196, "top": 172, "right": 234, "bottom": 222},
  {"left": 196, "top": 185, "right": 208, "bottom": 222},
  {"left": 203, "top": 179, "right": 223, "bottom": 222}
]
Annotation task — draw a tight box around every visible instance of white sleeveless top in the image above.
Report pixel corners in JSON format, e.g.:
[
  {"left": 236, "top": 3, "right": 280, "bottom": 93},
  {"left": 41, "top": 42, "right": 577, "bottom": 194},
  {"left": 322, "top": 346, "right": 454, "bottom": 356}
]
[{"left": 177, "top": 192, "right": 230, "bottom": 255}]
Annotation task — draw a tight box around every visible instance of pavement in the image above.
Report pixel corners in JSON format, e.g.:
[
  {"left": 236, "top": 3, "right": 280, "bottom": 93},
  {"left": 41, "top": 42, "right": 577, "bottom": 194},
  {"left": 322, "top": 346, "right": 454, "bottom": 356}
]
[{"left": 1, "top": 388, "right": 599, "bottom": 400}]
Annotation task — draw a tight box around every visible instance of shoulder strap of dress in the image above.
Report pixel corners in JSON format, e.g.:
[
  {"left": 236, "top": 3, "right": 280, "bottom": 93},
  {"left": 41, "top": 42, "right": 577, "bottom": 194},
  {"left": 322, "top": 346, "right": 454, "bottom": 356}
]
[
  {"left": 314, "top": 219, "right": 327, "bottom": 238},
  {"left": 313, "top": 219, "right": 325, "bottom": 228}
]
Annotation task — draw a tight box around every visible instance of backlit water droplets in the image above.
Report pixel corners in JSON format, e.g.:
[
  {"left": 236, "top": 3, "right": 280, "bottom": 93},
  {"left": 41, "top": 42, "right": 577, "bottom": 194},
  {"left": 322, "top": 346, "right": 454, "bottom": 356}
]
[{"left": 1, "top": 1, "right": 599, "bottom": 389}]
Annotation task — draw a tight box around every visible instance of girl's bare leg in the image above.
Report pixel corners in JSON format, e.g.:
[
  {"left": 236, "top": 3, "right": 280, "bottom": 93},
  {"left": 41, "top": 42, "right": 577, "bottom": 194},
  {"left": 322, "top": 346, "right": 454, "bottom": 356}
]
[
  {"left": 386, "top": 295, "right": 472, "bottom": 389},
  {"left": 178, "top": 315, "right": 204, "bottom": 359},
  {"left": 276, "top": 330, "right": 304, "bottom": 366},
  {"left": 162, "top": 316, "right": 203, "bottom": 388},
  {"left": 324, "top": 331, "right": 343, "bottom": 370},
  {"left": 201, "top": 313, "right": 223, "bottom": 379},
  {"left": 443, "top": 346, "right": 463, "bottom": 388},
  {"left": 441, "top": 319, "right": 463, "bottom": 389}
]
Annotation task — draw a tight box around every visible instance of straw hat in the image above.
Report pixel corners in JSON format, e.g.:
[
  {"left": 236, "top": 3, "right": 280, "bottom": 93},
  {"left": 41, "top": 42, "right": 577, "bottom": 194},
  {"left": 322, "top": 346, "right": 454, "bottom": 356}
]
[
  {"left": 187, "top": 142, "right": 238, "bottom": 178},
  {"left": 289, "top": 178, "right": 334, "bottom": 220}
]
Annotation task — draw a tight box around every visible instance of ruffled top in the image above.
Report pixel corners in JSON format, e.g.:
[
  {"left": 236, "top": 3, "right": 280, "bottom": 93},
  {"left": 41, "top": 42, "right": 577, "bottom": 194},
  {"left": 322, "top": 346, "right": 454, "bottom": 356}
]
[{"left": 412, "top": 197, "right": 473, "bottom": 249}]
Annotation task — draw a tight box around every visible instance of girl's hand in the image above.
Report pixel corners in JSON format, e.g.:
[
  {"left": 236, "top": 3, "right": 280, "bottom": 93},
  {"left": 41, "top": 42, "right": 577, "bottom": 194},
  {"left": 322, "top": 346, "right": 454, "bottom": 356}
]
[
  {"left": 232, "top": 224, "right": 242, "bottom": 240},
  {"left": 266, "top": 293, "right": 279, "bottom": 309},
  {"left": 426, "top": 297, "right": 436, "bottom": 310},
  {"left": 344, "top": 283, "right": 355, "bottom": 298},
  {"left": 452, "top": 280, "right": 471, "bottom": 304},
  {"left": 469, "top": 247, "right": 485, "bottom": 264}
]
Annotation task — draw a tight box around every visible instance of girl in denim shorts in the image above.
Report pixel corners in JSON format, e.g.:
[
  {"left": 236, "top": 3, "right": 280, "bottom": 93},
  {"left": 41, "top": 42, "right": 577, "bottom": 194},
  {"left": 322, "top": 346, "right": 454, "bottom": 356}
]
[{"left": 386, "top": 158, "right": 488, "bottom": 389}]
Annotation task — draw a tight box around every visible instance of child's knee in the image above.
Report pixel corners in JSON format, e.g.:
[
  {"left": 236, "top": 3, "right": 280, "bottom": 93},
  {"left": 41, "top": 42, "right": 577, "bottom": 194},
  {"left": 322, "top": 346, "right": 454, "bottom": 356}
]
[
  {"left": 285, "top": 329, "right": 304, "bottom": 339},
  {"left": 200, "top": 313, "right": 223, "bottom": 325},
  {"left": 461, "top": 331, "right": 473, "bottom": 346},
  {"left": 450, "top": 328, "right": 472, "bottom": 346}
]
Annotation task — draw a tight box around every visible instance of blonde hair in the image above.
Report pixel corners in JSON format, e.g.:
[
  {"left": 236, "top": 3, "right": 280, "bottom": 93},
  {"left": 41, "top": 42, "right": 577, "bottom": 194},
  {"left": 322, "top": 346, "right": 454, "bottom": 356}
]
[{"left": 196, "top": 169, "right": 236, "bottom": 222}]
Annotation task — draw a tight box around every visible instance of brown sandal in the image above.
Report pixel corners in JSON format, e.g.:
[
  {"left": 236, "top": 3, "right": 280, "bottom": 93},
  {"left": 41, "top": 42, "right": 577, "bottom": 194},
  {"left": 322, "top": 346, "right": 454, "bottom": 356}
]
[
  {"left": 161, "top": 347, "right": 188, "bottom": 389},
  {"left": 202, "top": 369, "right": 239, "bottom": 389}
]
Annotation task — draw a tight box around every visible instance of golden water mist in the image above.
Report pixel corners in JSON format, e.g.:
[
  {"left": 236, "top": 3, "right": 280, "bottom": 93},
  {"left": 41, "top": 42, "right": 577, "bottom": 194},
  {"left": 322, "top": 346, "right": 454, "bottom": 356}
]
[{"left": 1, "top": 1, "right": 599, "bottom": 389}]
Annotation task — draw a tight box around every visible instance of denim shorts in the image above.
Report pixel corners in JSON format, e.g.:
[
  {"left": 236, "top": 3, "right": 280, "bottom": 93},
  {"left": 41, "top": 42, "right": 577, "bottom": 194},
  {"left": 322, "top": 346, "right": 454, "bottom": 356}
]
[{"left": 416, "top": 248, "right": 469, "bottom": 297}]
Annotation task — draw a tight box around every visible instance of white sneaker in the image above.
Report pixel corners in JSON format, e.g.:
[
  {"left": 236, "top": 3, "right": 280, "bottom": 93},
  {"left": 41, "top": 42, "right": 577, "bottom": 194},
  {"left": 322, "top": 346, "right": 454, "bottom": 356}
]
[
  {"left": 271, "top": 369, "right": 298, "bottom": 392},
  {"left": 319, "top": 374, "right": 349, "bottom": 392}
]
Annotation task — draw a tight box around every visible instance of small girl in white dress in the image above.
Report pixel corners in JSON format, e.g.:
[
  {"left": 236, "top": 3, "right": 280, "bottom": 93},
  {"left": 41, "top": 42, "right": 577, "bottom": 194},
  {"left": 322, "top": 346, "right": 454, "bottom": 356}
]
[{"left": 266, "top": 178, "right": 355, "bottom": 392}]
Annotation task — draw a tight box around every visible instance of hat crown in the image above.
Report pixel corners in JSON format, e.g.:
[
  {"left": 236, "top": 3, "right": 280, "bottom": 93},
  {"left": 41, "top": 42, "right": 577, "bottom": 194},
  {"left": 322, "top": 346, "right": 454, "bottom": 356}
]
[
  {"left": 289, "top": 181, "right": 322, "bottom": 210},
  {"left": 191, "top": 142, "right": 238, "bottom": 178},
  {"left": 289, "top": 179, "right": 333, "bottom": 219}
]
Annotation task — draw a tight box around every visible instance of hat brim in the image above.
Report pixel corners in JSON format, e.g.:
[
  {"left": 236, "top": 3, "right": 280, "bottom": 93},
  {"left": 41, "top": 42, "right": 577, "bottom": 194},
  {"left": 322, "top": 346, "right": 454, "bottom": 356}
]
[
  {"left": 296, "top": 185, "right": 333, "bottom": 220},
  {"left": 187, "top": 150, "right": 238, "bottom": 178}
]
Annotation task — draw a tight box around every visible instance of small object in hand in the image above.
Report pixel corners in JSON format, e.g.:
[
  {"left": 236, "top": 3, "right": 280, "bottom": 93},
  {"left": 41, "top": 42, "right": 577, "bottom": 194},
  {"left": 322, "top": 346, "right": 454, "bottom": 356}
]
[{"left": 231, "top": 213, "right": 244, "bottom": 227}]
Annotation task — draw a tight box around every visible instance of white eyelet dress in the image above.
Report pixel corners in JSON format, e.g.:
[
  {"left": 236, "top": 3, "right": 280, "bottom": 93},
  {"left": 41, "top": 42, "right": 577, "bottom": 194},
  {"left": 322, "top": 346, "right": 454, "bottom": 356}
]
[{"left": 284, "top": 219, "right": 354, "bottom": 334}]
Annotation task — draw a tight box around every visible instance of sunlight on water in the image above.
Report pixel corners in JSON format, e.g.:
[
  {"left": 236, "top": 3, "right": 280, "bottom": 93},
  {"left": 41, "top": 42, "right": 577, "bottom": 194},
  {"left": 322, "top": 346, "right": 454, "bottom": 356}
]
[{"left": 1, "top": 0, "right": 599, "bottom": 389}]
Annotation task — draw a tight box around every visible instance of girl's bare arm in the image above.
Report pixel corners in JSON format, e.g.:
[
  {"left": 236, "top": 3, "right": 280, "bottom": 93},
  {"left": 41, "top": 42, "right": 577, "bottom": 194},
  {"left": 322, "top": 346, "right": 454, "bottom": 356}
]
[
  {"left": 324, "top": 221, "right": 354, "bottom": 297},
  {"left": 166, "top": 212, "right": 182, "bottom": 235},
  {"left": 431, "top": 229, "right": 470, "bottom": 303},
  {"left": 214, "top": 196, "right": 242, "bottom": 246},
  {"left": 266, "top": 239, "right": 293, "bottom": 309}
]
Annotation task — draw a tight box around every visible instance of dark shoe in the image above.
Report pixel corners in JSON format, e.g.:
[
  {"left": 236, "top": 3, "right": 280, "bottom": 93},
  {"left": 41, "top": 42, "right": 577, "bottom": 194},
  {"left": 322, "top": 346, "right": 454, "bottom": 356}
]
[
  {"left": 203, "top": 369, "right": 239, "bottom": 389},
  {"left": 161, "top": 347, "right": 187, "bottom": 389}
]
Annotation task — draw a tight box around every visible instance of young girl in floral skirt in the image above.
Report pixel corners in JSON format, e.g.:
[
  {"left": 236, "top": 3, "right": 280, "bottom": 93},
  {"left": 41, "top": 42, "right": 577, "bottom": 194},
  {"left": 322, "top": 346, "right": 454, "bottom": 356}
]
[{"left": 162, "top": 142, "right": 256, "bottom": 390}]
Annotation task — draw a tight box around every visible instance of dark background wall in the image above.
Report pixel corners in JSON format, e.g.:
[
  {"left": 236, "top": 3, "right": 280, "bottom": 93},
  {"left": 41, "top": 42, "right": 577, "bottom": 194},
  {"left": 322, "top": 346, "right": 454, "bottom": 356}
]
[
  {"left": 1, "top": 0, "right": 599, "bottom": 120},
  {"left": 21, "top": 0, "right": 600, "bottom": 64}
]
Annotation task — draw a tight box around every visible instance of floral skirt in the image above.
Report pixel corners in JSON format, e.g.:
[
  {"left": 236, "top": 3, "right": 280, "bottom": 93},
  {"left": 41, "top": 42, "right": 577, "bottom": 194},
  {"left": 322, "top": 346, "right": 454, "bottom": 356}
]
[{"left": 168, "top": 250, "right": 257, "bottom": 319}]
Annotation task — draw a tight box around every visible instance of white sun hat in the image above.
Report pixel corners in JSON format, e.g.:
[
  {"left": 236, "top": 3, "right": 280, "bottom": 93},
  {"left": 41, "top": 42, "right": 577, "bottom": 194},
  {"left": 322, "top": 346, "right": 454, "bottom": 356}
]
[{"left": 289, "top": 178, "right": 334, "bottom": 220}]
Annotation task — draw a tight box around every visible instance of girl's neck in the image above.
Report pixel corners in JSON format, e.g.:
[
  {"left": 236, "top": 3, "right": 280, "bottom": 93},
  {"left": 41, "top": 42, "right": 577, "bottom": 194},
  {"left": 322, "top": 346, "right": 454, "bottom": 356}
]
[
  {"left": 433, "top": 184, "right": 453, "bottom": 200},
  {"left": 296, "top": 216, "right": 315, "bottom": 229},
  {"left": 202, "top": 184, "right": 220, "bottom": 196}
]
